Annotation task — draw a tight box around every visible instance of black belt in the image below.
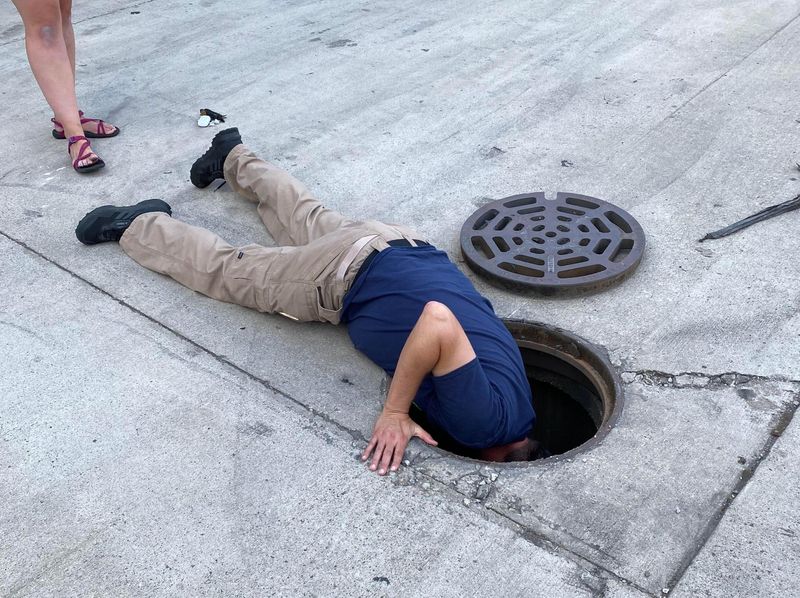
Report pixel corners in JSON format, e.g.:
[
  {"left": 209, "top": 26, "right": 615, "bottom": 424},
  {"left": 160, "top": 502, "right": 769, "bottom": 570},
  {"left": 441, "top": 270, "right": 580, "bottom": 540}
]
[{"left": 352, "top": 238, "right": 430, "bottom": 285}]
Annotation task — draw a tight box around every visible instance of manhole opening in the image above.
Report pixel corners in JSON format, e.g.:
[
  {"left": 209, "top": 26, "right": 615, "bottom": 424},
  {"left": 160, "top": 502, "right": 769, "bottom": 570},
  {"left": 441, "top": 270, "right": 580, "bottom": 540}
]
[{"left": 409, "top": 320, "right": 622, "bottom": 463}]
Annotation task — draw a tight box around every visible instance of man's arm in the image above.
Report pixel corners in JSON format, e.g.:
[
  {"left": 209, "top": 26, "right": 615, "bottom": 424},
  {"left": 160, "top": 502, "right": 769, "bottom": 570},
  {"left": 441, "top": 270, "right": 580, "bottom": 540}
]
[{"left": 362, "top": 301, "right": 477, "bottom": 475}]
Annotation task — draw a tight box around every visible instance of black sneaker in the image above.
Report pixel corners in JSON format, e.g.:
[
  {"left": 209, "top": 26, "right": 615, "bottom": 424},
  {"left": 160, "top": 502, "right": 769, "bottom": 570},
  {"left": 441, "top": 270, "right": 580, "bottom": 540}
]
[
  {"left": 75, "top": 199, "right": 172, "bottom": 245},
  {"left": 189, "top": 127, "right": 243, "bottom": 188}
]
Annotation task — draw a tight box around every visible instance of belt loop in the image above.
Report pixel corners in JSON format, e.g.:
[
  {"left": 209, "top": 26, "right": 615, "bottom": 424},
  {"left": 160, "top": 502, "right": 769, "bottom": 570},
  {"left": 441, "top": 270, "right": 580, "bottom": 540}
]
[
  {"left": 336, "top": 235, "right": 378, "bottom": 282},
  {"left": 390, "top": 226, "right": 416, "bottom": 246}
]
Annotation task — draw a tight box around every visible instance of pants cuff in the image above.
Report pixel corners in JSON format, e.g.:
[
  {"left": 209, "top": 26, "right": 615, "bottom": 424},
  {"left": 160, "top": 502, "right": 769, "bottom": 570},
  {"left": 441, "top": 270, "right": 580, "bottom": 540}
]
[{"left": 223, "top": 143, "right": 250, "bottom": 182}]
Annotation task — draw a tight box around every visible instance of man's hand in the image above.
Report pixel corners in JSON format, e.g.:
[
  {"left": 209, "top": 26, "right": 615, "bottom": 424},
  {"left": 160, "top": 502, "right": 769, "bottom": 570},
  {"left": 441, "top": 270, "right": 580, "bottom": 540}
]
[{"left": 362, "top": 410, "right": 437, "bottom": 475}]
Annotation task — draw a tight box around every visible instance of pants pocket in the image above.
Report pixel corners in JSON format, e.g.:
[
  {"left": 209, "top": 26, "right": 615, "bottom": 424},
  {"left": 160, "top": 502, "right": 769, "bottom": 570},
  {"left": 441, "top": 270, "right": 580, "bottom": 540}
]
[
  {"left": 259, "top": 281, "right": 320, "bottom": 322},
  {"left": 316, "top": 287, "right": 342, "bottom": 325}
]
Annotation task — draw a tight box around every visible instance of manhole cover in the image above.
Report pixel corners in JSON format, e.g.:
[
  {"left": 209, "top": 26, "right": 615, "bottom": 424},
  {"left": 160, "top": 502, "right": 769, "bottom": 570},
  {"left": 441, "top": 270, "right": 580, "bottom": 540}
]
[
  {"left": 460, "top": 192, "right": 646, "bottom": 294},
  {"left": 409, "top": 320, "right": 623, "bottom": 463}
]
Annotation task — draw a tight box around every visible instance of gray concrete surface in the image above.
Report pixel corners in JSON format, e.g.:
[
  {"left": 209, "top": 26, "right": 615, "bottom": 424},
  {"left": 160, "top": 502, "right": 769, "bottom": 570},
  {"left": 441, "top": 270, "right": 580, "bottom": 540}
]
[
  {"left": 0, "top": 237, "right": 646, "bottom": 598},
  {"left": 1, "top": 0, "right": 799, "bottom": 596},
  {"left": 673, "top": 413, "right": 800, "bottom": 597}
]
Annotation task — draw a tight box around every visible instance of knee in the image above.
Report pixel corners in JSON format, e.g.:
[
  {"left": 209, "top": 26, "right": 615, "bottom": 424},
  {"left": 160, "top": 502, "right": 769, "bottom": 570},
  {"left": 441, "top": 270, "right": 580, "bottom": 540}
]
[
  {"left": 30, "top": 22, "right": 62, "bottom": 47},
  {"left": 22, "top": 2, "right": 63, "bottom": 46}
]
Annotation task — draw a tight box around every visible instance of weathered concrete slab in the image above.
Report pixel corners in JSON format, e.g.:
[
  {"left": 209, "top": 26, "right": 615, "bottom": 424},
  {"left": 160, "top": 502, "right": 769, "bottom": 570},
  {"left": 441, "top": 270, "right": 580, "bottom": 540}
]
[
  {"left": 488, "top": 5, "right": 800, "bottom": 379},
  {"left": 672, "top": 411, "right": 800, "bottom": 597},
  {"left": 0, "top": 237, "right": 645, "bottom": 597},
  {"left": 2, "top": 0, "right": 800, "bottom": 594},
  {"left": 1, "top": 0, "right": 799, "bottom": 387},
  {"left": 405, "top": 375, "right": 799, "bottom": 594}
]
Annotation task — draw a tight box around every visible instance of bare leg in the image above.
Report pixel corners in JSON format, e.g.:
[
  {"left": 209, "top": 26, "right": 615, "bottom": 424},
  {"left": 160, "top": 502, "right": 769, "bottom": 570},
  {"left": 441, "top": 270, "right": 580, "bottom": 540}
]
[
  {"left": 59, "top": 0, "right": 75, "bottom": 74},
  {"left": 54, "top": 0, "right": 119, "bottom": 138},
  {"left": 11, "top": 0, "right": 99, "bottom": 168}
]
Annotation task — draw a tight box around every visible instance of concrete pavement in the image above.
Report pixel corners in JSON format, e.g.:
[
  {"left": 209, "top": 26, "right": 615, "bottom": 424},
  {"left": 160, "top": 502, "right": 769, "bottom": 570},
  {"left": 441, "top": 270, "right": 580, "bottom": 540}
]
[{"left": 1, "top": 0, "right": 799, "bottom": 596}]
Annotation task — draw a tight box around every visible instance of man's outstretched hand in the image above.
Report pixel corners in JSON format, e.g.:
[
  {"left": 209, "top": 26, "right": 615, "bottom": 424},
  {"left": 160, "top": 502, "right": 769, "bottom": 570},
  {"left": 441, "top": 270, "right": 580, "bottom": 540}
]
[{"left": 362, "top": 410, "right": 437, "bottom": 475}]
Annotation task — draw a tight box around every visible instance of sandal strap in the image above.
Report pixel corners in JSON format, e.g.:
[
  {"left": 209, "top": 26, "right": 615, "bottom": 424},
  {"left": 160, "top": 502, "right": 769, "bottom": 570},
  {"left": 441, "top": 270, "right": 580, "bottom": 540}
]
[
  {"left": 53, "top": 111, "right": 112, "bottom": 135},
  {"left": 80, "top": 116, "right": 107, "bottom": 135},
  {"left": 68, "top": 135, "right": 98, "bottom": 168},
  {"left": 67, "top": 134, "right": 87, "bottom": 149}
]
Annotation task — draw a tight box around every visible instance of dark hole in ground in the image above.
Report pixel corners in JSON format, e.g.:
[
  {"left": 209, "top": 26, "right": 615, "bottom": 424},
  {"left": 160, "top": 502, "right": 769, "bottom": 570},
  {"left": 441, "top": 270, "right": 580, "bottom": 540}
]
[
  {"left": 522, "top": 351, "right": 601, "bottom": 456},
  {"left": 409, "top": 322, "right": 616, "bottom": 462}
]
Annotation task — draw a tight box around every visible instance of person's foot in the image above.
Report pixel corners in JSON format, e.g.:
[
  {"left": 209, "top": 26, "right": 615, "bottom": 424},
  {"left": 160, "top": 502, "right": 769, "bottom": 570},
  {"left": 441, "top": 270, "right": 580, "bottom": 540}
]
[
  {"left": 69, "top": 136, "right": 104, "bottom": 172},
  {"left": 52, "top": 111, "right": 120, "bottom": 139},
  {"left": 190, "top": 127, "right": 242, "bottom": 188},
  {"left": 75, "top": 199, "right": 172, "bottom": 245}
]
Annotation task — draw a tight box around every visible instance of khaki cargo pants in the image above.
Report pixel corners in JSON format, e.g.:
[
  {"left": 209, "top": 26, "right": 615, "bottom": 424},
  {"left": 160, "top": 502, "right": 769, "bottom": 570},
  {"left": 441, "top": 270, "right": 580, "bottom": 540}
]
[{"left": 119, "top": 145, "right": 425, "bottom": 324}]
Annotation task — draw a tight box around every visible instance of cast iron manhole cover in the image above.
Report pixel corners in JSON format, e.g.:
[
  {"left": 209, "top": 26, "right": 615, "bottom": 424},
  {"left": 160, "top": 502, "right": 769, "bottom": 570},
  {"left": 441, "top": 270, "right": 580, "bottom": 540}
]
[{"left": 460, "top": 192, "right": 645, "bottom": 294}]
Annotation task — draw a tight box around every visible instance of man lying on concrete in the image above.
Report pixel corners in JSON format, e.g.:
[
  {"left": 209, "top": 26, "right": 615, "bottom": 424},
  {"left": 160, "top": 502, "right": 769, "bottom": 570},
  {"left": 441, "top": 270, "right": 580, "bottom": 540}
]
[{"left": 75, "top": 128, "right": 537, "bottom": 475}]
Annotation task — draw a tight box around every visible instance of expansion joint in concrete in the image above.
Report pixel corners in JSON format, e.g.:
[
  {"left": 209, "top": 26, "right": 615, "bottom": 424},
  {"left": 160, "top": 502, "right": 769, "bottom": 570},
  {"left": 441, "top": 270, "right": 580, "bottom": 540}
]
[
  {"left": 408, "top": 466, "right": 655, "bottom": 596},
  {"left": 0, "top": 229, "right": 370, "bottom": 448},
  {"left": 661, "top": 8, "right": 800, "bottom": 122},
  {"left": 483, "top": 500, "right": 656, "bottom": 597},
  {"left": 665, "top": 389, "right": 800, "bottom": 593}
]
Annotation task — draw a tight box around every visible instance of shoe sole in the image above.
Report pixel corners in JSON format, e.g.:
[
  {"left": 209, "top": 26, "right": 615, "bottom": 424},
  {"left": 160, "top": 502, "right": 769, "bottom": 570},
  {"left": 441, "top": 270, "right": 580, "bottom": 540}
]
[
  {"left": 74, "top": 160, "right": 106, "bottom": 174},
  {"left": 75, "top": 199, "right": 172, "bottom": 245},
  {"left": 53, "top": 128, "right": 121, "bottom": 140}
]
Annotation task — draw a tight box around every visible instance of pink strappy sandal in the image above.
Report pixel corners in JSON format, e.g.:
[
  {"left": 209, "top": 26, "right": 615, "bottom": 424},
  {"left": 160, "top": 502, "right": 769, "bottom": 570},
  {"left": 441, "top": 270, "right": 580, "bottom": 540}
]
[
  {"left": 68, "top": 135, "right": 105, "bottom": 173},
  {"left": 52, "top": 110, "right": 120, "bottom": 139}
]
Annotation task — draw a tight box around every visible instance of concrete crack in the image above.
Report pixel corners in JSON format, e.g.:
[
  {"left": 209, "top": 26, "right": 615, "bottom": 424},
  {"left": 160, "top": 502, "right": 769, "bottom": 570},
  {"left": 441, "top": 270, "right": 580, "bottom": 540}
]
[
  {"left": 621, "top": 369, "right": 800, "bottom": 389},
  {"left": 625, "top": 363, "right": 800, "bottom": 592},
  {"left": 665, "top": 388, "right": 800, "bottom": 593}
]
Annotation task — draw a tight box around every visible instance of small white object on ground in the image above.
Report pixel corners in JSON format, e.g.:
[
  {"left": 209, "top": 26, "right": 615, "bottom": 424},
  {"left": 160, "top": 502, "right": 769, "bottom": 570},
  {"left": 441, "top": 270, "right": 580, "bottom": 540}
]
[{"left": 197, "top": 114, "right": 212, "bottom": 127}]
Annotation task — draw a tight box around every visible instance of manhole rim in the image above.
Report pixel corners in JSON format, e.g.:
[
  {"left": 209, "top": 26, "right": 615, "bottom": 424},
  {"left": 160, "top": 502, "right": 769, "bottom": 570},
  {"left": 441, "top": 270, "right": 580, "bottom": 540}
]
[
  {"left": 460, "top": 191, "right": 646, "bottom": 296},
  {"left": 409, "top": 319, "right": 624, "bottom": 467}
]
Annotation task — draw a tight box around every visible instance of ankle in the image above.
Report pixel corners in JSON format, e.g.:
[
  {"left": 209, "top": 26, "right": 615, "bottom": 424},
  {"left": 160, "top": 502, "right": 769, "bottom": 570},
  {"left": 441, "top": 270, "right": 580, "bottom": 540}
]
[
  {"left": 65, "top": 127, "right": 85, "bottom": 142},
  {"left": 68, "top": 136, "right": 92, "bottom": 149}
]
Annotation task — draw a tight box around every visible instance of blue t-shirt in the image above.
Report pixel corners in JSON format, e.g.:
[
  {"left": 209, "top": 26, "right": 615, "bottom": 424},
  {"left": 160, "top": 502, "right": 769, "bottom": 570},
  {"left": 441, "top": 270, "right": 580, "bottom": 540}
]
[{"left": 341, "top": 246, "right": 535, "bottom": 448}]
